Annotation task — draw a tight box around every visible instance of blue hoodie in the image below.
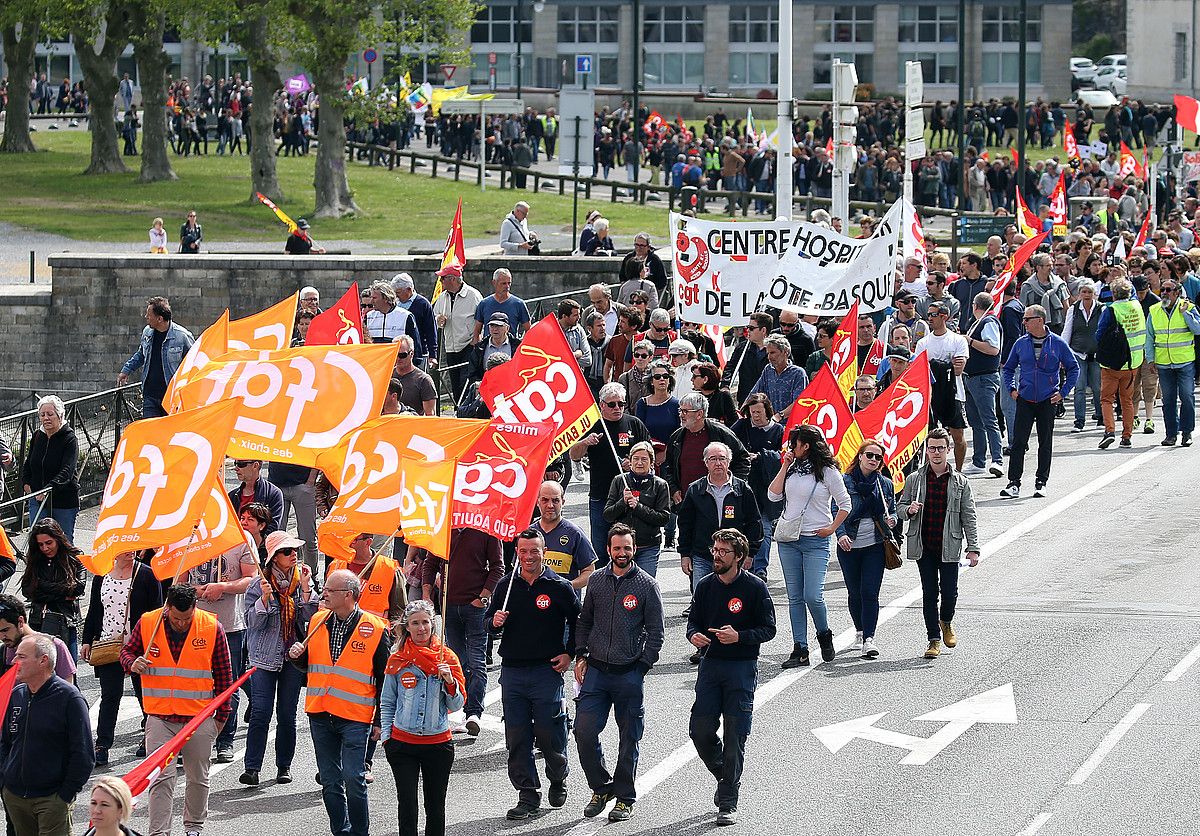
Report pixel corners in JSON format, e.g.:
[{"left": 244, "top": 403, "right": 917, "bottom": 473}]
[{"left": 1002, "top": 330, "right": 1080, "bottom": 403}]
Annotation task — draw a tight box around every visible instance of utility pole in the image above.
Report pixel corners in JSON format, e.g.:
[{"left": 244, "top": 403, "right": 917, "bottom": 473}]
[
  {"left": 1016, "top": 0, "right": 1027, "bottom": 195},
  {"left": 956, "top": 0, "right": 966, "bottom": 210},
  {"left": 631, "top": 0, "right": 641, "bottom": 188},
  {"left": 516, "top": 0, "right": 524, "bottom": 97},
  {"left": 775, "top": 0, "right": 793, "bottom": 218}
]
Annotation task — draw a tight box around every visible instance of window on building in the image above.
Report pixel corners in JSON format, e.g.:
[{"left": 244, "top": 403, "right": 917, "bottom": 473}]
[
  {"left": 981, "top": 4, "right": 1040, "bottom": 42},
  {"left": 470, "top": 4, "right": 531, "bottom": 45},
  {"left": 471, "top": 52, "right": 514, "bottom": 86},
  {"left": 558, "top": 53, "right": 620, "bottom": 86},
  {"left": 814, "top": 5, "right": 874, "bottom": 44},
  {"left": 643, "top": 6, "right": 704, "bottom": 44},
  {"left": 644, "top": 52, "right": 704, "bottom": 85},
  {"left": 898, "top": 5, "right": 957, "bottom": 43},
  {"left": 729, "top": 52, "right": 778, "bottom": 86},
  {"left": 1176, "top": 32, "right": 1189, "bottom": 84},
  {"left": 813, "top": 52, "right": 872, "bottom": 86},
  {"left": 729, "top": 5, "right": 778, "bottom": 43},
  {"left": 558, "top": 6, "right": 619, "bottom": 44},
  {"left": 899, "top": 52, "right": 958, "bottom": 85},
  {"left": 982, "top": 51, "right": 1041, "bottom": 84}
]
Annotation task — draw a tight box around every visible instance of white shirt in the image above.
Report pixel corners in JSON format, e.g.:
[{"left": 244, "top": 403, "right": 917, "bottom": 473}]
[
  {"left": 768, "top": 467, "right": 852, "bottom": 537},
  {"left": 432, "top": 283, "right": 484, "bottom": 353},
  {"left": 915, "top": 330, "right": 969, "bottom": 401},
  {"left": 365, "top": 305, "right": 414, "bottom": 343}
]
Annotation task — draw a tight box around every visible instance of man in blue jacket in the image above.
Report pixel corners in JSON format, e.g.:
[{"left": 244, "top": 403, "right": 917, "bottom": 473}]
[
  {"left": 116, "top": 295, "right": 196, "bottom": 418},
  {"left": 0, "top": 634, "right": 93, "bottom": 835},
  {"left": 1000, "top": 304, "right": 1080, "bottom": 499}
]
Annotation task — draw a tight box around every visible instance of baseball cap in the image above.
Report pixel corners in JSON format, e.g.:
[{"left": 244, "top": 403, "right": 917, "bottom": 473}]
[
  {"left": 435, "top": 263, "right": 463, "bottom": 278},
  {"left": 668, "top": 339, "right": 696, "bottom": 356},
  {"left": 296, "top": 219, "right": 310, "bottom": 230},
  {"left": 264, "top": 530, "right": 305, "bottom": 560},
  {"left": 886, "top": 345, "right": 912, "bottom": 362},
  {"left": 488, "top": 311, "right": 510, "bottom": 327},
  {"left": 894, "top": 290, "right": 916, "bottom": 303}
]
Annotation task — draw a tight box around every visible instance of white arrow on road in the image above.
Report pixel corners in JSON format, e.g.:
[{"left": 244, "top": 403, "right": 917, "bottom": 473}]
[{"left": 812, "top": 683, "right": 1016, "bottom": 765}]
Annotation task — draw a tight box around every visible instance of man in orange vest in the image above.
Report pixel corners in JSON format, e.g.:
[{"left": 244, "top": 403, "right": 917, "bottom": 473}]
[
  {"left": 121, "top": 584, "right": 233, "bottom": 836},
  {"left": 289, "top": 568, "right": 389, "bottom": 836},
  {"left": 327, "top": 532, "right": 406, "bottom": 622}
]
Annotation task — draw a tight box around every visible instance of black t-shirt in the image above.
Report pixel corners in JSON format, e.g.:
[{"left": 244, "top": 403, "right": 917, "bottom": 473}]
[
  {"left": 143, "top": 327, "right": 169, "bottom": 401},
  {"left": 583, "top": 415, "right": 650, "bottom": 498},
  {"left": 285, "top": 232, "right": 313, "bottom": 255}
]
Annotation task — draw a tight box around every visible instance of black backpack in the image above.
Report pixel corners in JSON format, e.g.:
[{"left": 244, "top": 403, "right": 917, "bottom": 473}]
[{"left": 1096, "top": 311, "right": 1132, "bottom": 370}]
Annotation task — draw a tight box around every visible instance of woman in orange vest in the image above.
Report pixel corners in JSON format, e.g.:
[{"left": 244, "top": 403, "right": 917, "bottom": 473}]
[{"left": 380, "top": 600, "right": 466, "bottom": 836}]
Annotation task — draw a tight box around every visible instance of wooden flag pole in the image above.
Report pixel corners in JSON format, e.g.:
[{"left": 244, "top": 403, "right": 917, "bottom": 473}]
[{"left": 144, "top": 525, "right": 200, "bottom": 660}]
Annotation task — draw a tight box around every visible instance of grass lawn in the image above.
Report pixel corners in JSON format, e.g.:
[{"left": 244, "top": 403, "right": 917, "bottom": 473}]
[{"left": 0, "top": 128, "right": 1174, "bottom": 246}]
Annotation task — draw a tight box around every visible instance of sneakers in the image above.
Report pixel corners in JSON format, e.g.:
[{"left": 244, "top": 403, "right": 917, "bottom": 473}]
[
  {"left": 851, "top": 631, "right": 864, "bottom": 650},
  {"left": 239, "top": 770, "right": 260, "bottom": 786},
  {"left": 716, "top": 808, "right": 739, "bottom": 826},
  {"left": 1099, "top": 432, "right": 1115, "bottom": 449},
  {"left": 1000, "top": 483, "right": 1020, "bottom": 499},
  {"left": 816, "top": 629, "right": 835, "bottom": 662},
  {"left": 1120, "top": 437, "right": 1132, "bottom": 448},
  {"left": 465, "top": 715, "right": 481, "bottom": 736},
  {"left": 94, "top": 747, "right": 109, "bottom": 767},
  {"left": 609, "top": 801, "right": 634, "bottom": 822},
  {"left": 584, "top": 791, "right": 613, "bottom": 818},
  {"left": 781, "top": 643, "right": 809, "bottom": 669},
  {"left": 1033, "top": 481, "right": 1046, "bottom": 498},
  {"left": 215, "top": 745, "right": 235, "bottom": 764},
  {"left": 506, "top": 802, "right": 543, "bottom": 821},
  {"left": 962, "top": 464, "right": 986, "bottom": 475},
  {"left": 988, "top": 462, "right": 1005, "bottom": 477},
  {"left": 276, "top": 768, "right": 292, "bottom": 784},
  {"left": 924, "top": 640, "right": 942, "bottom": 659},
  {"left": 549, "top": 782, "right": 568, "bottom": 808},
  {"left": 861, "top": 637, "right": 879, "bottom": 659},
  {"left": 1144, "top": 419, "right": 1155, "bottom": 434},
  {"left": 940, "top": 621, "right": 957, "bottom": 648},
  {"left": 1162, "top": 436, "right": 1177, "bottom": 447},
  {"left": 1071, "top": 421, "right": 1084, "bottom": 433},
  {"left": 1183, "top": 434, "right": 1193, "bottom": 447}
]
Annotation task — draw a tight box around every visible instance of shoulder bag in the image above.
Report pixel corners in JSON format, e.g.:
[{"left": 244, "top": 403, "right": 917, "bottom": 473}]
[
  {"left": 872, "top": 480, "right": 904, "bottom": 570},
  {"left": 90, "top": 573, "right": 135, "bottom": 667},
  {"left": 773, "top": 479, "right": 819, "bottom": 543}
]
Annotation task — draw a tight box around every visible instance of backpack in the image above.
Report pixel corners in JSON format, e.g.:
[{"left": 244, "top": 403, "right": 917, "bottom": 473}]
[{"left": 1096, "top": 312, "right": 1131, "bottom": 370}]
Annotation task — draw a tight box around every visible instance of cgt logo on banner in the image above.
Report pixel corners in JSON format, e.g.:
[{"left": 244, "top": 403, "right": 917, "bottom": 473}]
[
  {"left": 669, "top": 200, "right": 902, "bottom": 325},
  {"left": 92, "top": 400, "right": 239, "bottom": 566},
  {"left": 173, "top": 343, "right": 399, "bottom": 466},
  {"left": 452, "top": 422, "right": 557, "bottom": 540},
  {"left": 781, "top": 364, "right": 862, "bottom": 470},
  {"left": 479, "top": 317, "right": 600, "bottom": 458},
  {"left": 855, "top": 352, "right": 932, "bottom": 491},
  {"left": 306, "top": 283, "right": 364, "bottom": 346}
]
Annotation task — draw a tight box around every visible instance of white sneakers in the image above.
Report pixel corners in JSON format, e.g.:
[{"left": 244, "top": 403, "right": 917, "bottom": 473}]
[
  {"left": 861, "top": 637, "right": 879, "bottom": 659},
  {"left": 465, "top": 715, "right": 481, "bottom": 736},
  {"left": 851, "top": 631, "right": 864, "bottom": 650}
]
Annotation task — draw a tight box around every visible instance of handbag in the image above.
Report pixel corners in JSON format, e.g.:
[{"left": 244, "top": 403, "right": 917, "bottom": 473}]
[
  {"left": 38, "top": 609, "right": 69, "bottom": 641},
  {"left": 773, "top": 481, "right": 819, "bottom": 544},
  {"left": 875, "top": 482, "right": 904, "bottom": 570},
  {"left": 90, "top": 573, "right": 135, "bottom": 667}
]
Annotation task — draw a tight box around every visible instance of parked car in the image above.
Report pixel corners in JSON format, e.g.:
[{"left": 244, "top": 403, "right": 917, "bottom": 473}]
[
  {"left": 1070, "top": 57, "right": 1097, "bottom": 84},
  {"left": 1095, "top": 64, "right": 1126, "bottom": 93},
  {"left": 1095, "top": 54, "right": 1127, "bottom": 73},
  {"left": 1107, "top": 69, "right": 1127, "bottom": 96}
]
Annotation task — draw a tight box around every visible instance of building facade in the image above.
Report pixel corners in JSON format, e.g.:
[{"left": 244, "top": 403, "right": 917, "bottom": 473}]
[{"left": 1125, "top": 0, "right": 1196, "bottom": 100}]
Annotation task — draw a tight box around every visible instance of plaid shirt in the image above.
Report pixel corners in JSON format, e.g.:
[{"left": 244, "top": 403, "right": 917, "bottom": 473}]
[
  {"left": 120, "top": 616, "right": 234, "bottom": 726},
  {"left": 920, "top": 467, "right": 951, "bottom": 557},
  {"left": 327, "top": 607, "right": 360, "bottom": 664}
]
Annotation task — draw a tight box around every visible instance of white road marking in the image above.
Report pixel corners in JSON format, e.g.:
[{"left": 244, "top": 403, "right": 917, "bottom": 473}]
[
  {"left": 1067, "top": 703, "right": 1152, "bottom": 786},
  {"left": 1162, "top": 641, "right": 1200, "bottom": 683},
  {"left": 1016, "top": 812, "right": 1053, "bottom": 835}
]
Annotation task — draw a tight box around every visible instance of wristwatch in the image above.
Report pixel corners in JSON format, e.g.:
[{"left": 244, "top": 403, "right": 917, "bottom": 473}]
[{"left": 478, "top": 595, "right": 491, "bottom": 607}]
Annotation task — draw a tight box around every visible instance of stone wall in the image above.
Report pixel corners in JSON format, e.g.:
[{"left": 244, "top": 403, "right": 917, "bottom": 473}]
[{"left": 0, "top": 253, "right": 632, "bottom": 411}]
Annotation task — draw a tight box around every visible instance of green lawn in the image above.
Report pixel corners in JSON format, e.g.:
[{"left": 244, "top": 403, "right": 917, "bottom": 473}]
[{"left": 0, "top": 132, "right": 677, "bottom": 245}]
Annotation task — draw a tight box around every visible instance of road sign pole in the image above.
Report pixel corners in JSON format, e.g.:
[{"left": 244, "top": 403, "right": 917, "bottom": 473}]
[{"left": 572, "top": 114, "right": 582, "bottom": 245}]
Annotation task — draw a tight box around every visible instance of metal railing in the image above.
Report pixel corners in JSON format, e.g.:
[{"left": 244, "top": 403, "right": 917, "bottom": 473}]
[{"left": 0, "top": 385, "right": 143, "bottom": 531}]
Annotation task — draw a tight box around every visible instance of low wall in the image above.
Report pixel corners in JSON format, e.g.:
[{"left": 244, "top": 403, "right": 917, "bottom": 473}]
[{"left": 0, "top": 253, "right": 631, "bottom": 410}]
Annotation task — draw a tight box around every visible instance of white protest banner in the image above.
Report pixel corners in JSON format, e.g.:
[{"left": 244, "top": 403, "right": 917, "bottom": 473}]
[
  {"left": 670, "top": 200, "right": 902, "bottom": 326},
  {"left": 1183, "top": 151, "right": 1200, "bottom": 185}
]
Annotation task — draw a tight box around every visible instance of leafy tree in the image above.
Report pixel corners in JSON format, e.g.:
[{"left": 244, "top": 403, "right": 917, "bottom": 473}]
[
  {"left": 1, "top": 2, "right": 68, "bottom": 153},
  {"left": 130, "top": 1, "right": 175, "bottom": 182},
  {"left": 72, "top": 0, "right": 135, "bottom": 174}
]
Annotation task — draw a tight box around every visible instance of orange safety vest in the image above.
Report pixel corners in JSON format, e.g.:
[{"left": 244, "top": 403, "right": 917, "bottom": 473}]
[
  {"left": 327, "top": 555, "right": 398, "bottom": 619},
  {"left": 304, "top": 609, "right": 388, "bottom": 723},
  {"left": 139, "top": 608, "right": 218, "bottom": 717}
]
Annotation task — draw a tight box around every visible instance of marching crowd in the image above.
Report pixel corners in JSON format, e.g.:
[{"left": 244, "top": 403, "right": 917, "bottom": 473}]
[{"left": 2, "top": 180, "right": 1200, "bottom": 836}]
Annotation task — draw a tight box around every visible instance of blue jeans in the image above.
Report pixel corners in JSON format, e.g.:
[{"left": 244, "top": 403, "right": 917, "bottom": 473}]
[
  {"left": 633, "top": 546, "right": 660, "bottom": 578},
  {"left": 589, "top": 498, "right": 611, "bottom": 567},
  {"left": 26, "top": 499, "right": 77, "bottom": 543},
  {"left": 499, "top": 664, "right": 569, "bottom": 806},
  {"left": 444, "top": 602, "right": 488, "bottom": 718},
  {"left": 754, "top": 178, "right": 771, "bottom": 213},
  {"left": 244, "top": 663, "right": 304, "bottom": 771},
  {"left": 1001, "top": 370, "right": 1019, "bottom": 441},
  {"left": 574, "top": 665, "right": 646, "bottom": 803},
  {"left": 964, "top": 372, "right": 1003, "bottom": 466},
  {"left": 142, "top": 396, "right": 168, "bottom": 418},
  {"left": 310, "top": 713, "right": 371, "bottom": 836},
  {"left": 216, "top": 630, "right": 244, "bottom": 748},
  {"left": 1073, "top": 359, "right": 1102, "bottom": 425},
  {"left": 752, "top": 514, "right": 774, "bottom": 578},
  {"left": 1158, "top": 364, "right": 1197, "bottom": 438},
  {"left": 688, "top": 553, "right": 714, "bottom": 594},
  {"left": 690, "top": 657, "right": 757, "bottom": 811},
  {"left": 837, "top": 542, "right": 885, "bottom": 638},
  {"left": 776, "top": 535, "right": 832, "bottom": 646}
]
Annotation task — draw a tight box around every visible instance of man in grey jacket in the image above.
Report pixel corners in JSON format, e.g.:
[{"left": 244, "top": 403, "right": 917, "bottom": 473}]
[
  {"left": 898, "top": 427, "right": 980, "bottom": 659},
  {"left": 572, "top": 523, "right": 664, "bottom": 824}
]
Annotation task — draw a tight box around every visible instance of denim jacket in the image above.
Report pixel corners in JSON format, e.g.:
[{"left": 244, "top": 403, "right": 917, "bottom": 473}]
[
  {"left": 380, "top": 660, "right": 465, "bottom": 740},
  {"left": 244, "top": 576, "right": 320, "bottom": 671},
  {"left": 121, "top": 322, "right": 195, "bottom": 382},
  {"left": 833, "top": 470, "right": 897, "bottom": 540}
]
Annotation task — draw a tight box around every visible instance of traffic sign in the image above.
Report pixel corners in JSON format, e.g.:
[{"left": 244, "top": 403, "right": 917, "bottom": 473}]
[
  {"left": 576, "top": 55, "right": 593, "bottom": 75},
  {"left": 363, "top": 49, "right": 377, "bottom": 64},
  {"left": 440, "top": 64, "right": 458, "bottom": 82},
  {"left": 488, "top": 52, "right": 497, "bottom": 66}
]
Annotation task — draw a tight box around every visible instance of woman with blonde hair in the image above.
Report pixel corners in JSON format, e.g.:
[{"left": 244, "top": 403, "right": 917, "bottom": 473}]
[
  {"left": 84, "top": 775, "right": 142, "bottom": 835},
  {"left": 834, "top": 438, "right": 897, "bottom": 659}
]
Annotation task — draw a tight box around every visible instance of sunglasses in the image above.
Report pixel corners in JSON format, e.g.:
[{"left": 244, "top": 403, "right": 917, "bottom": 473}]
[
  {"left": 651, "top": 373, "right": 670, "bottom": 380},
  {"left": 233, "top": 460, "right": 254, "bottom": 468},
  {"left": 1022, "top": 316, "right": 1043, "bottom": 321},
  {"left": 275, "top": 548, "right": 297, "bottom": 556},
  {"left": 862, "top": 451, "right": 883, "bottom": 461},
  {"left": 396, "top": 351, "right": 411, "bottom": 359},
  {"left": 634, "top": 352, "right": 651, "bottom": 358},
  {"left": 604, "top": 400, "right": 627, "bottom": 408}
]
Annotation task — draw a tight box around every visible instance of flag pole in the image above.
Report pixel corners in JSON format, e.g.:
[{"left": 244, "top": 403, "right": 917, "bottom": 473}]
[
  {"left": 438, "top": 559, "right": 450, "bottom": 661},
  {"left": 144, "top": 525, "right": 200, "bottom": 659}
]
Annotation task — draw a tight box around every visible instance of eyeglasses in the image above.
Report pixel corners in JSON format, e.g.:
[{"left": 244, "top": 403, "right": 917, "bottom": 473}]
[
  {"left": 603, "top": 400, "right": 626, "bottom": 408},
  {"left": 396, "top": 351, "right": 411, "bottom": 359},
  {"left": 233, "top": 460, "right": 254, "bottom": 468},
  {"left": 275, "top": 548, "right": 297, "bottom": 556},
  {"left": 711, "top": 547, "right": 736, "bottom": 556},
  {"left": 861, "top": 451, "right": 883, "bottom": 461},
  {"left": 927, "top": 445, "right": 949, "bottom": 453},
  {"left": 1163, "top": 286, "right": 1180, "bottom": 294},
  {"left": 854, "top": 387, "right": 875, "bottom": 393},
  {"left": 324, "top": 588, "right": 351, "bottom": 595},
  {"left": 634, "top": 352, "right": 651, "bottom": 359},
  {"left": 704, "top": 456, "right": 730, "bottom": 462}
]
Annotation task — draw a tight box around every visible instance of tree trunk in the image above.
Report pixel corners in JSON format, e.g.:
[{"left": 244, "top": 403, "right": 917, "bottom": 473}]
[
  {"left": 0, "top": 23, "right": 38, "bottom": 153},
  {"left": 310, "top": 64, "right": 359, "bottom": 218},
  {"left": 132, "top": 11, "right": 175, "bottom": 182},
  {"left": 243, "top": 15, "right": 284, "bottom": 203},
  {"left": 74, "top": 9, "right": 131, "bottom": 175}
]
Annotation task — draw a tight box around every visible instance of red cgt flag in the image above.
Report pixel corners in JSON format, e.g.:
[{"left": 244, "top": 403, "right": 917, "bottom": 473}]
[
  {"left": 1133, "top": 212, "right": 1153, "bottom": 250},
  {"left": 781, "top": 364, "right": 862, "bottom": 470},
  {"left": 989, "top": 231, "right": 1050, "bottom": 315},
  {"left": 122, "top": 667, "right": 255, "bottom": 802},
  {"left": 829, "top": 300, "right": 859, "bottom": 404},
  {"left": 451, "top": 420, "right": 558, "bottom": 541},
  {"left": 1174, "top": 94, "right": 1200, "bottom": 136},
  {"left": 1064, "top": 127, "right": 1081, "bottom": 163},
  {"left": 1119, "top": 141, "right": 1144, "bottom": 178},
  {"left": 306, "top": 283, "right": 364, "bottom": 346},
  {"left": 855, "top": 352, "right": 932, "bottom": 491},
  {"left": 0, "top": 666, "right": 17, "bottom": 727},
  {"left": 478, "top": 316, "right": 600, "bottom": 460}
]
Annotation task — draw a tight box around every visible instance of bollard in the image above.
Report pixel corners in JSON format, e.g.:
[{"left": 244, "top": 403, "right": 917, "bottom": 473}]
[{"left": 29, "top": 250, "right": 35, "bottom": 284}]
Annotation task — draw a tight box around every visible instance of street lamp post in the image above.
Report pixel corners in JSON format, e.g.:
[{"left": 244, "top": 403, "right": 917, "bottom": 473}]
[
  {"left": 1016, "top": 0, "right": 1027, "bottom": 195},
  {"left": 515, "top": 0, "right": 544, "bottom": 97},
  {"left": 631, "top": 0, "right": 641, "bottom": 187},
  {"left": 956, "top": 0, "right": 966, "bottom": 210}
]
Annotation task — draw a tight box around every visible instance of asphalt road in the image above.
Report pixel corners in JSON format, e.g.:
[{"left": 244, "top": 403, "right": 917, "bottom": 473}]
[{"left": 55, "top": 418, "right": 1200, "bottom": 836}]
